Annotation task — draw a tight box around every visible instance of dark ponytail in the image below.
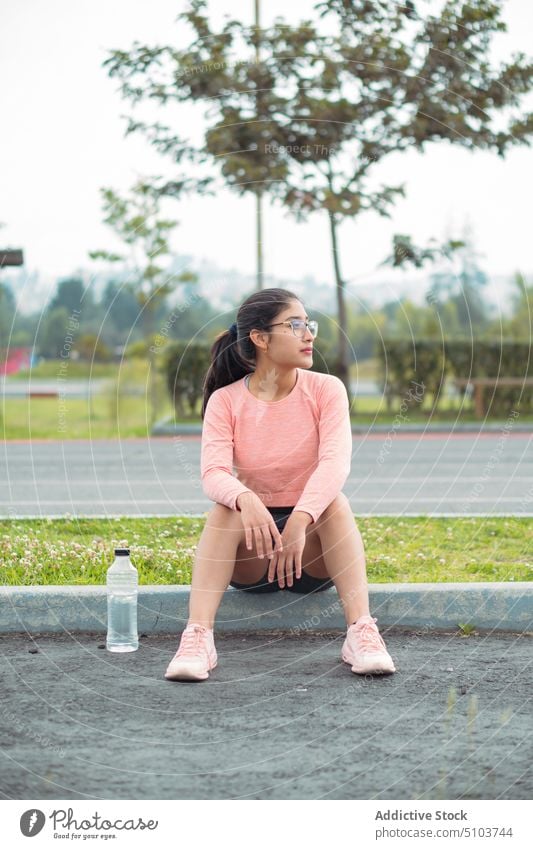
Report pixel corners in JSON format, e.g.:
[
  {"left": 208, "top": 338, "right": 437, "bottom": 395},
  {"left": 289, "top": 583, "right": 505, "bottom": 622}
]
[{"left": 201, "top": 287, "right": 301, "bottom": 418}]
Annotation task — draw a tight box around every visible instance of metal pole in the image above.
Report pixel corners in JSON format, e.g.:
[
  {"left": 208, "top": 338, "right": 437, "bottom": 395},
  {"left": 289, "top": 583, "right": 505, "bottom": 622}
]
[{"left": 255, "top": 0, "right": 263, "bottom": 290}]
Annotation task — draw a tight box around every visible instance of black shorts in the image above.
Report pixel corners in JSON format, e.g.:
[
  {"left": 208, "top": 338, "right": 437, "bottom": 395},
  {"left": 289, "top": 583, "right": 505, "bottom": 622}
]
[{"left": 229, "top": 506, "right": 334, "bottom": 594}]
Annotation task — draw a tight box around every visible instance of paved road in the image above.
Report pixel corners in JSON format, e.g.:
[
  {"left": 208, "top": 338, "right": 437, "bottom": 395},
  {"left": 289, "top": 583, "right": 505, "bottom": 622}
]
[
  {"left": 1, "top": 435, "right": 532, "bottom": 518},
  {"left": 0, "top": 378, "right": 111, "bottom": 398},
  {"left": 0, "top": 629, "right": 530, "bottom": 800}
]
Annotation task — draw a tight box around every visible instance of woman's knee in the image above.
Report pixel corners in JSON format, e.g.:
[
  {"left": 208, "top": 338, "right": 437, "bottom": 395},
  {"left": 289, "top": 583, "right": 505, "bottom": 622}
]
[
  {"left": 206, "top": 502, "right": 242, "bottom": 525},
  {"left": 317, "top": 492, "right": 352, "bottom": 523},
  {"left": 202, "top": 503, "right": 246, "bottom": 544}
]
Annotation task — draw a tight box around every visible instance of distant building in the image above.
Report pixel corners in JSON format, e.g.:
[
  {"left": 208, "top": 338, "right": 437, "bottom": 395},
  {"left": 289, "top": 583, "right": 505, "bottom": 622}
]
[{"left": 0, "top": 346, "right": 35, "bottom": 375}]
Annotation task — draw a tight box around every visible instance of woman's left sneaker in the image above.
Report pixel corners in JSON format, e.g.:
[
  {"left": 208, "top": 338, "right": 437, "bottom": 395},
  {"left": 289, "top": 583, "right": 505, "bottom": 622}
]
[
  {"left": 342, "top": 614, "right": 396, "bottom": 675},
  {"left": 164, "top": 623, "right": 217, "bottom": 681}
]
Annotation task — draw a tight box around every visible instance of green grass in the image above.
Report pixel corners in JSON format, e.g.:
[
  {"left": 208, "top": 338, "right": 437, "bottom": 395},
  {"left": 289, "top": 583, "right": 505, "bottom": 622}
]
[
  {"left": 15, "top": 360, "right": 118, "bottom": 379},
  {"left": 0, "top": 395, "right": 176, "bottom": 439},
  {"left": 2, "top": 394, "right": 529, "bottom": 440},
  {"left": 1, "top": 516, "right": 531, "bottom": 586},
  {"left": 2, "top": 357, "right": 531, "bottom": 439},
  {"left": 1, "top": 359, "right": 174, "bottom": 438}
]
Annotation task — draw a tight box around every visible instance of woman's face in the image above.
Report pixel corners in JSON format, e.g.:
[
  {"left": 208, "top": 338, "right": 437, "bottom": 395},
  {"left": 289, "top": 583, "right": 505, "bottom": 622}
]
[{"left": 258, "top": 300, "right": 315, "bottom": 368}]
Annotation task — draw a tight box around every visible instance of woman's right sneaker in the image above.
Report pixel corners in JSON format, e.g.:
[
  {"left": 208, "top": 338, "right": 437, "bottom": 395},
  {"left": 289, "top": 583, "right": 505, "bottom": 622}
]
[
  {"left": 342, "top": 615, "right": 396, "bottom": 675},
  {"left": 164, "top": 623, "right": 218, "bottom": 681}
]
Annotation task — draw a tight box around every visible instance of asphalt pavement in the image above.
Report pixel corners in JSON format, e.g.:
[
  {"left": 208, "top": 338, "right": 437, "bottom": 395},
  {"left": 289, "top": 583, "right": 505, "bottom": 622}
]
[
  {"left": 0, "top": 629, "right": 531, "bottom": 800},
  {"left": 1, "top": 433, "right": 532, "bottom": 517}
]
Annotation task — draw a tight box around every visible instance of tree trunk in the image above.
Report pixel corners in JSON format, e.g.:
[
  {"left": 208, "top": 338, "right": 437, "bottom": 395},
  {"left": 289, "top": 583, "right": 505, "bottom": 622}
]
[
  {"left": 148, "top": 344, "right": 158, "bottom": 427},
  {"left": 256, "top": 189, "right": 263, "bottom": 290},
  {"left": 328, "top": 210, "right": 352, "bottom": 408},
  {"left": 255, "top": 1, "right": 263, "bottom": 291},
  {"left": 145, "top": 307, "right": 157, "bottom": 428}
]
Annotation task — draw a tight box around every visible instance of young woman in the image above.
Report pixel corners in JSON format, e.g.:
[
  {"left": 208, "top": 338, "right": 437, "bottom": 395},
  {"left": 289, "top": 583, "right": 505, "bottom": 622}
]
[{"left": 165, "top": 288, "right": 396, "bottom": 681}]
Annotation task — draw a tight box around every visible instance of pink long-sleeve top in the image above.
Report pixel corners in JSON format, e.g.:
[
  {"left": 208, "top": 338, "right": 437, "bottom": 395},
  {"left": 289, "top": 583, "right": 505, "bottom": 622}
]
[{"left": 200, "top": 367, "right": 352, "bottom": 523}]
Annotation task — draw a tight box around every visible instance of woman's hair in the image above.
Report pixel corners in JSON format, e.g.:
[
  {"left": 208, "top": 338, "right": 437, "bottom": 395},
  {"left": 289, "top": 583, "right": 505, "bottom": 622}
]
[{"left": 201, "top": 287, "right": 302, "bottom": 418}]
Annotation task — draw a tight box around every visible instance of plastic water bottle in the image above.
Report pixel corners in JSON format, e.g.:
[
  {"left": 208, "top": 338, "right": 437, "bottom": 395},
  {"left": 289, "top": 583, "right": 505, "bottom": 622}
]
[{"left": 106, "top": 548, "right": 139, "bottom": 652}]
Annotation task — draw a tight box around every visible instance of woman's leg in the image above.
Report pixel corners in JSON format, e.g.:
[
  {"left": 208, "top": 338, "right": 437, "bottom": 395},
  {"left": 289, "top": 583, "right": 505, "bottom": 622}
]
[
  {"left": 187, "top": 503, "right": 255, "bottom": 629},
  {"left": 306, "top": 493, "right": 371, "bottom": 626}
]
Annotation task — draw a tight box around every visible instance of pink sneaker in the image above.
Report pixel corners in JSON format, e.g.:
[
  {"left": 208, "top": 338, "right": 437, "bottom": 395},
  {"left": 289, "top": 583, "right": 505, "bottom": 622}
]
[
  {"left": 164, "top": 623, "right": 218, "bottom": 681},
  {"left": 342, "top": 615, "right": 396, "bottom": 675}
]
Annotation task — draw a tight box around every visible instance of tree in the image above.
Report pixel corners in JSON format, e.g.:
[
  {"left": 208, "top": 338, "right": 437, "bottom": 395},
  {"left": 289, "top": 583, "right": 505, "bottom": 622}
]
[
  {"left": 386, "top": 229, "right": 491, "bottom": 336},
  {"left": 102, "top": 0, "right": 533, "bottom": 401},
  {"left": 89, "top": 178, "right": 197, "bottom": 424},
  {"left": 501, "top": 271, "right": 533, "bottom": 339},
  {"left": 49, "top": 277, "right": 93, "bottom": 316},
  {"left": 0, "top": 282, "right": 16, "bottom": 349},
  {"left": 101, "top": 279, "right": 141, "bottom": 333},
  {"left": 103, "top": 0, "right": 292, "bottom": 287},
  {"left": 75, "top": 333, "right": 113, "bottom": 362},
  {"left": 452, "top": 243, "right": 491, "bottom": 333},
  {"left": 38, "top": 307, "right": 70, "bottom": 358}
]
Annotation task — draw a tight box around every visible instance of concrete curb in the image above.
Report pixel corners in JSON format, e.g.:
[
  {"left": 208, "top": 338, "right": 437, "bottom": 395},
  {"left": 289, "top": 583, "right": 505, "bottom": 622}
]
[
  {"left": 1, "top": 582, "right": 531, "bottom": 635},
  {"left": 152, "top": 421, "right": 533, "bottom": 436}
]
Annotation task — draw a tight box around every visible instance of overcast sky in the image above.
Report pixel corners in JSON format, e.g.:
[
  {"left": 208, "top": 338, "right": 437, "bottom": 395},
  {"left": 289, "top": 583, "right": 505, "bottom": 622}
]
[{"left": 1, "top": 0, "right": 532, "bottom": 303}]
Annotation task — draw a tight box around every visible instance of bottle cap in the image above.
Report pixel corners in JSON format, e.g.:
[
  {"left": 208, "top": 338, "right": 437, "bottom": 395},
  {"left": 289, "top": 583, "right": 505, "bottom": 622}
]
[{"left": 114, "top": 548, "right": 130, "bottom": 556}]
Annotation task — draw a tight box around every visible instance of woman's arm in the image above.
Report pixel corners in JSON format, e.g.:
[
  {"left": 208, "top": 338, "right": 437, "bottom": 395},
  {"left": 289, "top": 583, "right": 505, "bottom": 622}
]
[
  {"left": 200, "top": 389, "right": 254, "bottom": 510},
  {"left": 291, "top": 376, "right": 352, "bottom": 524}
]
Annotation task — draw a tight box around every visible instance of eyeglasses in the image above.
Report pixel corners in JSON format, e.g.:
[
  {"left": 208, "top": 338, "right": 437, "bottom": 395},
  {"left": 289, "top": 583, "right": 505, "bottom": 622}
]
[{"left": 266, "top": 319, "right": 318, "bottom": 339}]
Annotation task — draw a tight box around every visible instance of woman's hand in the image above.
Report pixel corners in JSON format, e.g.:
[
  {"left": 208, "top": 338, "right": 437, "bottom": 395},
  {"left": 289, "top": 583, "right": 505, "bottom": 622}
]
[
  {"left": 236, "top": 492, "right": 284, "bottom": 561},
  {"left": 266, "top": 519, "right": 307, "bottom": 588}
]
